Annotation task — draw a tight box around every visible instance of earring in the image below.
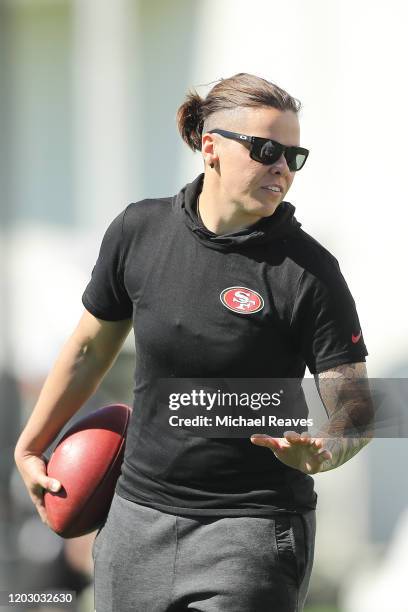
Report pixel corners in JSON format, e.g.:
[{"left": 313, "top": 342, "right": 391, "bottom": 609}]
[{"left": 209, "top": 162, "right": 214, "bottom": 168}]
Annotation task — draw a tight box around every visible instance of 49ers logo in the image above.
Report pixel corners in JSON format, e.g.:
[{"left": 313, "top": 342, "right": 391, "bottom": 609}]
[{"left": 220, "top": 286, "right": 264, "bottom": 314}]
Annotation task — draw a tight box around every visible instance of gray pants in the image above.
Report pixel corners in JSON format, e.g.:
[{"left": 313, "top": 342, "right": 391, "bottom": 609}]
[{"left": 93, "top": 492, "right": 316, "bottom": 612}]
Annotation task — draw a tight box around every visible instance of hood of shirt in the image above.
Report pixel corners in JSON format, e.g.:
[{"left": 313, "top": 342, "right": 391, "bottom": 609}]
[{"left": 174, "top": 173, "right": 302, "bottom": 252}]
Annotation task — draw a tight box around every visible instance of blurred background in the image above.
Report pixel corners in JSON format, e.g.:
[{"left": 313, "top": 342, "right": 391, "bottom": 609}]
[{"left": 1, "top": 0, "right": 408, "bottom": 610}]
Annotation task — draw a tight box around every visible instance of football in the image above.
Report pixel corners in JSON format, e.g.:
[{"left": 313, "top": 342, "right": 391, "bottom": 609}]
[{"left": 44, "top": 403, "right": 132, "bottom": 538}]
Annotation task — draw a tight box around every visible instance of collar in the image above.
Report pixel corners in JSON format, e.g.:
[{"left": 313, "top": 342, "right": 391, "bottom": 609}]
[{"left": 174, "top": 173, "right": 302, "bottom": 252}]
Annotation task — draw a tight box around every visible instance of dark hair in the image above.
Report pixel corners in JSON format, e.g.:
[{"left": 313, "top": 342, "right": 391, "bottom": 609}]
[{"left": 176, "top": 72, "right": 302, "bottom": 152}]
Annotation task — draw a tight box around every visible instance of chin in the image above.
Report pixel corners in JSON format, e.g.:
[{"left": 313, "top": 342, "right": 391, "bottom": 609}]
[{"left": 251, "top": 199, "right": 281, "bottom": 217}]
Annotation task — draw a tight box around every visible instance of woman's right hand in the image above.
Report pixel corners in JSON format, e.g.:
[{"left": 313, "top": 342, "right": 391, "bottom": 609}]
[{"left": 14, "top": 450, "right": 61, "bottom": 526}]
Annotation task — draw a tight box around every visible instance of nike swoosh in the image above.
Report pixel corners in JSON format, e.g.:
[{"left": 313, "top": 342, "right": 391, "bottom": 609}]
[{"left": 352, "top": 331, "right": 362, "bottom": 344}]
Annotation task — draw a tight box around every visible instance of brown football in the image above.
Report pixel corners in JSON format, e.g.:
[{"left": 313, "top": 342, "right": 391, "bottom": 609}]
[{"left": 44, "top": 403, "right": 132, "bottom": 538}]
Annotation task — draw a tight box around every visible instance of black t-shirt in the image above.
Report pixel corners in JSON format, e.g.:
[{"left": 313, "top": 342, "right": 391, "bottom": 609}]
[{"left": 82, "top": 172, "right": 368, "bottom": 517}]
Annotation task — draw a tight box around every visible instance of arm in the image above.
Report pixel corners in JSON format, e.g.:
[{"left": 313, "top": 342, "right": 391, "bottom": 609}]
[
  {"left": 250, "top": 361, "right": 375, "bottom": 475},
  {"left": 312, "top": 361, "right": 374, "bottom": 472},
  {"left": 14, "top": 309, "right": 132, "bottom": 523}
]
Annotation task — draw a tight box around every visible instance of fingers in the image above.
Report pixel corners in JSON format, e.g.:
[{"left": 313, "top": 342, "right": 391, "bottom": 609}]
[
  {"left": 284, "top": 430, "right": 314, "bottom": 443},
  {"left": 33, "top": 495, "right": 50, "bottom": 526},
  {"left": 282, "top": 432, "right": 333, "bottom": 473},
  {"left": 296, "top": 434, "right": 332, "bottom": 466},
  {"left": 28, "top": 461, "right": 62, "bottom": 494},
  {"left": 27, "top": 483, "right": 52, "bottom": 526},
  {"left": 283, "top": 430, "right": 301, "bottom": 443},
  {"left": 305, "top": 448, "right": 333, "bottom": 474},
  {"left": 284, "top": 431, "right": 324, "bottom": 449},
  {"left": 316, "top": 448, "right": 332, "bottom": 461},
  {"left": 250, "top": 431, "right": 321, "bottom": 452},
  {"left": 15, "top": 452, "right": 62, "bottom": 526},
  {"left": 250, "top": 434, "right": 286, "bottom": 452},
  {"left": 23, "top": 454, "right": 62, "bottom": 492},
  {"left": 31, "top": 477, "right": 61, "bottom": 527},
  {"left": 42, "top": 477, "right": 62, "bottom": 493}
]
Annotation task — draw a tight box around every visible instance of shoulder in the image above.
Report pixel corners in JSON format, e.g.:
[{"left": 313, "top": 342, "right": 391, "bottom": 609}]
[
  {"left": 99, "top": 197, "right": 173, "bottom": 243},
  {"left": 101, "top": 196, "right": 175, "bottom": 263},
  {"left": 123, "top": 196, "right": 173, "bottom": 224},
  {"left": 285, "top": 228, "right": 344, "bottom": 287},
  {"left": 291, "top": 228, "right": 339, "bottom": 267},
  {"left": 117, "top": 196, "right": 173, "bottom": 240}
]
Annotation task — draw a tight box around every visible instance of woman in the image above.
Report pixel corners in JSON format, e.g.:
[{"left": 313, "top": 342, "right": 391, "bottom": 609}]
[{"left": 15, "top": 73, "right": 369, "bottom": 611}]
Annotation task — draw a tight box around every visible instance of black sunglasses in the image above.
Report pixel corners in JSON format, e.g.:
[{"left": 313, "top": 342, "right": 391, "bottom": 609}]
[{"left": 208, "top": 129, "right": 309, "bottom": 172}]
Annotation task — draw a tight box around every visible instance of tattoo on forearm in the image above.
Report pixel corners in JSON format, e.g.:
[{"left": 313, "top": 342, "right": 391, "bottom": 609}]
[
  {"left": 319, "top": 436, "right": 371, "bottom": 472},
  {"left": 314, "top": 362, "right": 374, "bottom": 472}
]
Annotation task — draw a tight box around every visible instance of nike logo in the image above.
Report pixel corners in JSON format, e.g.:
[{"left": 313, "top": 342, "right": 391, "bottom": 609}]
[{"left": 352, "top": 330, "right": 362, "bottom": 344}]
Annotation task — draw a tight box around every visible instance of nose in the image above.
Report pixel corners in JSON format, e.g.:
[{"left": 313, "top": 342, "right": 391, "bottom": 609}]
[{"left": 268, "top": 152, "right": 290, "bottom": 173}]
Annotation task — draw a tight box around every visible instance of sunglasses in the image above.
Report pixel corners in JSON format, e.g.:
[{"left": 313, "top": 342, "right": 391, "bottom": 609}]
[{"left": 208, "top": 129, "right": 309, "bottom": 172}]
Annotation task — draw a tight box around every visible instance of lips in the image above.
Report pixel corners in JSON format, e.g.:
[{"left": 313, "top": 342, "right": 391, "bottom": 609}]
[{"left": 262, "top": 185, "right": 283, "bottom": 193}]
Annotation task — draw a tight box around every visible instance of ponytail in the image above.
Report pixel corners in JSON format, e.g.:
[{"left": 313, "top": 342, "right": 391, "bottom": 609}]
[{"left": 176, "top": 90, "right": 204, "bottom": 152}]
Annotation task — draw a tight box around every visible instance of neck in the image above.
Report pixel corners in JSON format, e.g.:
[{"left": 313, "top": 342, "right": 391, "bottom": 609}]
[{"left": 198, "top": 174, "right": 264, "bottom": 235}]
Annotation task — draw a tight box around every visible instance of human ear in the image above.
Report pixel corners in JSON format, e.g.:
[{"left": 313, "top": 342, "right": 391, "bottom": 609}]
[{"left": 201, "top": 133, "right": 218, "bottom": 167}]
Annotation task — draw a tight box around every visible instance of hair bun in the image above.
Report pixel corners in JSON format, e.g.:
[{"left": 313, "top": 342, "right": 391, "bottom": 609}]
[
  {"left": 184, "top": 95, "right": 203, "bottom": 131},
  {"left": 176, "top": 90, "right": 204, "bottom": 152}
]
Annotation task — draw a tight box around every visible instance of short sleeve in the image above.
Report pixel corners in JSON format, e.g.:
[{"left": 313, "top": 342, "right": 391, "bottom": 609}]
[
  {"left": 81, "top": 207, "right": 133, "bottom": 321},
  {"left": 290, "top": 259, "right": 368, "bottom": 374}
]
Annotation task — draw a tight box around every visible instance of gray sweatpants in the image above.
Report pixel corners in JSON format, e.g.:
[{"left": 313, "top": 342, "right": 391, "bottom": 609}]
[{"left": 93, "top": 492, "right": 316, "bottom": 612}]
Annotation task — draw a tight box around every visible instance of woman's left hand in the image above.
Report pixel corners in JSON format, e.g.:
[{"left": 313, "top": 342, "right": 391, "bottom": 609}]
[{"left": 250, "top": 431, "right": 332, "bottom": 475}]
